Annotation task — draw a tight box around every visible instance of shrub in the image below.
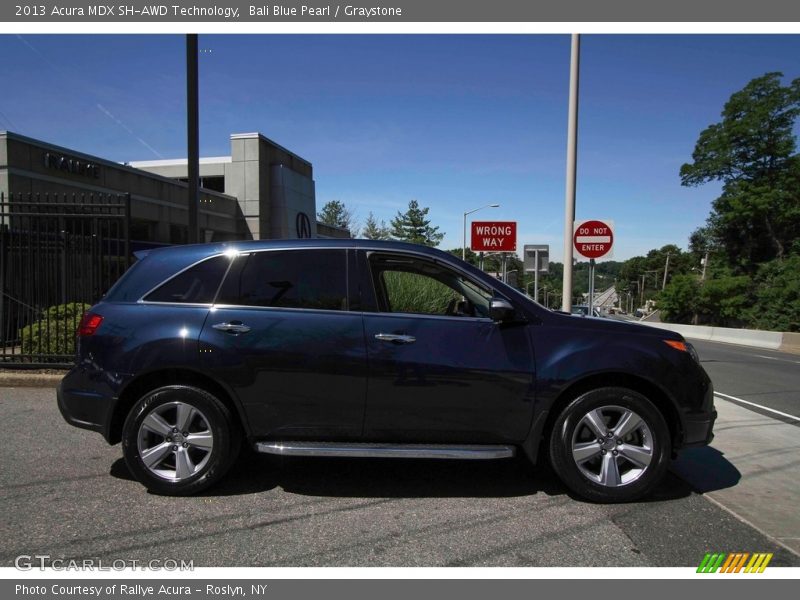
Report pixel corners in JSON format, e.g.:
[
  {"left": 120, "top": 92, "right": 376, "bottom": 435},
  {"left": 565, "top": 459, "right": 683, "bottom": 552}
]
[{"left": 19, "top": 302, "right": 91, "bottom": 358}]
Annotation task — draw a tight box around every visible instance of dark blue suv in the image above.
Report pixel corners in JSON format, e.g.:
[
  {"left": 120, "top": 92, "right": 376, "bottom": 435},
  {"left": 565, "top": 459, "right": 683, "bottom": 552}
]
[{"left": 58, "top": 239, "right": 715, "bottom": 502}]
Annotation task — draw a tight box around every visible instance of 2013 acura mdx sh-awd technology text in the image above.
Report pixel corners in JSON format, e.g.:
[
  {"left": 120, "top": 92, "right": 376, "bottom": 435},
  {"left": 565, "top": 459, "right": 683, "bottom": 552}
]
[{"left": 58, "top": 239, "right": 715, "bottom": 502}]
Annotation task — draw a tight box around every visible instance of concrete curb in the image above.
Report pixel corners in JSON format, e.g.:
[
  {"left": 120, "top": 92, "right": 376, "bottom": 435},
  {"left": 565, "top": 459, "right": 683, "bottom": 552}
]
[
  {"left": 639, "top": 321, "right": 799, "bottom": 354},
  {"left": 0, "top": 373, "right": 63, "bottom": 388}
]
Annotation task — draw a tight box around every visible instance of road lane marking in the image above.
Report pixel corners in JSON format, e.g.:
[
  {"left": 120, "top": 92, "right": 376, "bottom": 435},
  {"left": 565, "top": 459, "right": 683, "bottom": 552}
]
[
  {"left": 715, "top": 392, "right": 800, "bottom": 423},
  {"left": 754, "top": 354, "right": 800, "bottom": 365}
]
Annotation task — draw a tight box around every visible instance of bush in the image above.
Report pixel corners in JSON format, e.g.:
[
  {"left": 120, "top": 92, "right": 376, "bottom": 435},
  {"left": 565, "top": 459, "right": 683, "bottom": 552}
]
[{"left": 19, "top": 302, "right": 91, "bottom": 358}]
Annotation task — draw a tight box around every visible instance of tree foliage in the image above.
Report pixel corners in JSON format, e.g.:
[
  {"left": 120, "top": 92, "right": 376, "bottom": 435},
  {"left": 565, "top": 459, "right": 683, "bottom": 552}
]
[
  {"left": 360, "top": 212, "right": 391, "bottom": 240},
  {"left": 680, "top": 72, "right": 800, "bottom": 268},
  {"left": 317, "top": 200, "right": 357, "bottom": 236},
  {"left": 390, "top": 200, "right": 444, "bottom": 247}
]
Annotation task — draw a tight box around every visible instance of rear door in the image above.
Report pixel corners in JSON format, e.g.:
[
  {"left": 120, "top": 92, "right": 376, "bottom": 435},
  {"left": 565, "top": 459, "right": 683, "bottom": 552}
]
[
  {"left": 198, "top": 248, "right": 367, "bottom": 440},
  {"left": 359, "top": 251, "right": 535, "bottom": 444}
]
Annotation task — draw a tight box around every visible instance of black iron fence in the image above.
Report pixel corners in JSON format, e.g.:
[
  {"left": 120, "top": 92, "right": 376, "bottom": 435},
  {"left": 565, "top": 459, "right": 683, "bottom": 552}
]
[{"left": 0, "top": 192, "right": 131, "bottom": 367}]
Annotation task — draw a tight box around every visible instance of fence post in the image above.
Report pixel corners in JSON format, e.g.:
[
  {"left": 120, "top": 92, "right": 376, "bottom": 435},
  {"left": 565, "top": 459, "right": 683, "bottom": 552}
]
[{"left": 124, "top": 193, "right": 131, "bottom": 267}]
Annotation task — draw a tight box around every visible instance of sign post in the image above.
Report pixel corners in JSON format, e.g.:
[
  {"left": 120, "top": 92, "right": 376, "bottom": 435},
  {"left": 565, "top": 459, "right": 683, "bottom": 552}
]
[
  {"left": 523, "top": 244, "right": 550, "bottom": 303},
  {"left": 573, "top": 220, "right": 614, "bottom": 313}
]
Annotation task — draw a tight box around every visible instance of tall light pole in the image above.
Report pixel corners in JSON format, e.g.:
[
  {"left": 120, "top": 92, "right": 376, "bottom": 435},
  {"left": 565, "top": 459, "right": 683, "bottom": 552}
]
[
  {"left": 562, "top": 33, "right": 581, "bottom": 313},
  {"left": 462, "top": 204, "right": 499, "bottom": 261},
  {"left": 186, "top": 34, "right": 199, "bottom": 244}
]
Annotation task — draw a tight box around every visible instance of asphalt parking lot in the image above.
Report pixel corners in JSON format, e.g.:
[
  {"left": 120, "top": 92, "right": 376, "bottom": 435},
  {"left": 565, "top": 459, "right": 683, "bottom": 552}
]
[{"left": 1, "top": 385, "right": 797, "bottom": 568}]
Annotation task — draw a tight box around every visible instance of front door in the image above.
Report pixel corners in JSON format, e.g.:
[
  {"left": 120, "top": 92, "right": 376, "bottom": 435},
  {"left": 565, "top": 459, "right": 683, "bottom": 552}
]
[{"left": 360, "top": 252, "right": 535, "bottom": 444}]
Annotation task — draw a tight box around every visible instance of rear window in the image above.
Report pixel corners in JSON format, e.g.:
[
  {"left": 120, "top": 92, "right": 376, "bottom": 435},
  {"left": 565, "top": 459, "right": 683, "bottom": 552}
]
[
  {"left": 144, "top": 255, "right": 230, "bottom": 304},
  {"left": 217, "top": 250, "right": 347, "bottom": 311}
]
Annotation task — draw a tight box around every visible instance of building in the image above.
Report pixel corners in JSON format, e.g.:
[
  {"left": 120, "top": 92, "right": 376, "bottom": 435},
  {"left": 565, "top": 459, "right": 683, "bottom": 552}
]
[{"left": 0, "top": 130, "right": 349, "bottom": 245}]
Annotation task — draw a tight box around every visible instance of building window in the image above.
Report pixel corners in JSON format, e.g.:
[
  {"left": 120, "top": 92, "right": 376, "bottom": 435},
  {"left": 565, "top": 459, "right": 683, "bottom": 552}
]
[{"left": 169, "top": 224, "right": 188, "bottom": 244}]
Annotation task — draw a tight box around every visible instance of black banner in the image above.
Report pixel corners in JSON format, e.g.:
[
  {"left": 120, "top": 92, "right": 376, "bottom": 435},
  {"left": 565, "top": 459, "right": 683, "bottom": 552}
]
[{"left": 3, "top": 0, "right": 800, "bottom": 22}]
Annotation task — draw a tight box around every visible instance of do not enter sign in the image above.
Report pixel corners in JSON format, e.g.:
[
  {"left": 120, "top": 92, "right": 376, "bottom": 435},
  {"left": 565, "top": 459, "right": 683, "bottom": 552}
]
[{"left": 574, "top": 219, "right": 614, "bottom": 260}]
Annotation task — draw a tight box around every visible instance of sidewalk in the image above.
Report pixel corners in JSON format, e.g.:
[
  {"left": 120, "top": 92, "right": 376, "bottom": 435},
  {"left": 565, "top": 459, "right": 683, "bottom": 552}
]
[{"left": 671, "top": 397, "right": 800, "bottom": 556}]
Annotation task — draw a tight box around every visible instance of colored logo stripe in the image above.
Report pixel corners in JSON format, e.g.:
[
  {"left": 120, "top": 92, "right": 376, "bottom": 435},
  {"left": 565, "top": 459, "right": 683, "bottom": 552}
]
[{"left": 697, "top": 552, "right": 773, "bottom": 573}]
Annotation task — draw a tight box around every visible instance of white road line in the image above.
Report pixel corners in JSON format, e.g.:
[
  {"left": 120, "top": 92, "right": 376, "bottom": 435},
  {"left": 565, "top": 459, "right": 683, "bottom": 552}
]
[
  {"left": 754, "top": 354, "right": 800, "bottom": 365},
  {"left": 715, "top": 392, "right": 800, "bottom": 423}
]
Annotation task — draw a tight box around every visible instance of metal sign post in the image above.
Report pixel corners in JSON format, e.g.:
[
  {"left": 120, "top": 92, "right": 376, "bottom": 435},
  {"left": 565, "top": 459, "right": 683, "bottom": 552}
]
[{"left": 524, "top": 244, "right": 549, "bottom": 303}]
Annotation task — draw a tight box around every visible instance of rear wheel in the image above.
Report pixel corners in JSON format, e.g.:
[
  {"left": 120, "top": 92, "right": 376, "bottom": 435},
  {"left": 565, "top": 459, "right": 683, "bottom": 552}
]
[
  {"left": 548, "top": 387, "right": 671, "bottom": 503},
  {"left": 122, "top": 385, "right": 240, "bottom": 495}
]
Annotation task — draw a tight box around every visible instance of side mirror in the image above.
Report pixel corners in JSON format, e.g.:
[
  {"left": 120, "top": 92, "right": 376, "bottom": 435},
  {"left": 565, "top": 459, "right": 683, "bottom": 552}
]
[{"left": 489, "top": 298, "right": 515, "bottom": 323}]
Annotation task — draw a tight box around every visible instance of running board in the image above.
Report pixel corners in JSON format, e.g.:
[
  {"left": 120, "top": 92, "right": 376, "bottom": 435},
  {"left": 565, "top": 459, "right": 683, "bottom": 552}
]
[{"left": 254, "top": 441, "right": 515, "bottom": 460}]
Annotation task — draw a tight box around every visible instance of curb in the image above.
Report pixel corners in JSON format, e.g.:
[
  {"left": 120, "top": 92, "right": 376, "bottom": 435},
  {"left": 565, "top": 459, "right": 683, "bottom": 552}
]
[{"left": 0, "top": 373, "right": 63, "bottom": 388}]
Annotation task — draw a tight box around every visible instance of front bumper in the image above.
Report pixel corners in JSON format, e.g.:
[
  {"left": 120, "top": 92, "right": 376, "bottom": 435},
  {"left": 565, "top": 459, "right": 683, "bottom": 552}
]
[{"left": 682, "top": 408, "right": 717, "bottom": 447}]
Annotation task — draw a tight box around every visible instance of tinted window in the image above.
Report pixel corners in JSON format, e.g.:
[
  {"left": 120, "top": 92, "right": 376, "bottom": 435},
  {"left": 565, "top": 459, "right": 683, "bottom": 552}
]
[
  {"left": 145, "top": 255, "right": 230, "bottom": 303},
  {"left": 218, "top": 250, "right": 347, "bottom": 311}
]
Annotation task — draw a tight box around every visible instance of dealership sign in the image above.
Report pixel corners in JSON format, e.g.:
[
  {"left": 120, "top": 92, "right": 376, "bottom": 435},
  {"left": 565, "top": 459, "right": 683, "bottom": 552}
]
[
  {"left": 573, "top": 219, "right": 614, "bottom": 260},
  {"left": 471, "top": 221, "right": 517, "bottom": 252},
  {"left": 43, "top": 152, "right": 101, "bottom": 179}
]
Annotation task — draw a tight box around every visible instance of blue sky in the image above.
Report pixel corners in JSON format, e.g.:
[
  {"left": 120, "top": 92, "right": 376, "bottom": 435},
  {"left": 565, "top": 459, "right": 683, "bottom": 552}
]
[{"left": 1, "top": 34, "right": 799, "bottom": 260}]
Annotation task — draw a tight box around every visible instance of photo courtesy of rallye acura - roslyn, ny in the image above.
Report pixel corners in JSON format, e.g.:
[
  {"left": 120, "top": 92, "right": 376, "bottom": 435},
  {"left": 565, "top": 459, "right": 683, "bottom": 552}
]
[{"left": 58, "top": 239, "right": 716, "bottom": 503}]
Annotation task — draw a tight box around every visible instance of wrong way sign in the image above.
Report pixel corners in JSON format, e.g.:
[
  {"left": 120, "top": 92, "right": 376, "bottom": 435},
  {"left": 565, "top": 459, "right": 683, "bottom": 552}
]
[
  {"left": 471, "top": 221, "right": 516, "bottom": 252},
  {"left": 573, "top": 219, "right": 614, "bottom": 260}
]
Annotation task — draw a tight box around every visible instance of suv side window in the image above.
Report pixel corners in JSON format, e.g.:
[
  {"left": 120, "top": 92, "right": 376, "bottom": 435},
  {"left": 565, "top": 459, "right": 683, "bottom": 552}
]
[
  {"left": 144, "top": 255, "right": 230, "bottom": 304},
  {"left": 369, "top": 255, "right": 492, "bottom": 318},
  {"left": 217, "top": 249, "right": 348, "bottom": 311}
]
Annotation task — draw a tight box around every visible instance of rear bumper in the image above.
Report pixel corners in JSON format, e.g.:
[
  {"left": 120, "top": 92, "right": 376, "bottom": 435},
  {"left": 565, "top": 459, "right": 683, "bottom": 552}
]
[{"left": 56, "top": 369, "right": 118, "bottom": 443}]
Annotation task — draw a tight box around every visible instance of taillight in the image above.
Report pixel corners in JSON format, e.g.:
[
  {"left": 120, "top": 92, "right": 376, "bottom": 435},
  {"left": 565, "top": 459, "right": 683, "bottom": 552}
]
[{"left": 77, "top": 312, "right": 104, "bottom": 337}]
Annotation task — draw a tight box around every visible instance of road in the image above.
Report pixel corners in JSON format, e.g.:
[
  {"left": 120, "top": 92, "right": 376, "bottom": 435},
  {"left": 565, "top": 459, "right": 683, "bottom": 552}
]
[
  {"left": 691, "top": 339, "right": 800, "bottom": 420},
  {"left": 1, "top": 375, "right": 798, "bottom": 567}
]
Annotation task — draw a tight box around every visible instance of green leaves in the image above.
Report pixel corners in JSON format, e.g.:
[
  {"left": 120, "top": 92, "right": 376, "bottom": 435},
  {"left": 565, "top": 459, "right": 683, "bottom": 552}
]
[{"left": 389, "top": 200, "right": 444, "bottom": 247}]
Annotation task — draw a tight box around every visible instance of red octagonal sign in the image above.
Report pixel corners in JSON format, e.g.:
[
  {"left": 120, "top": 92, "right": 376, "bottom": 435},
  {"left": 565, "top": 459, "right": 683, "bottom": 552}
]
[{"left": 573, "top": 219, "right": 614, "bottom": 260}]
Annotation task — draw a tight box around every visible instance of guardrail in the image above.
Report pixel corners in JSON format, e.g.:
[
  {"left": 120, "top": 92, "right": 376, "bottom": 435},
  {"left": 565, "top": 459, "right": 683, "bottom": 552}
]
[{"left": 638, "top": 321, "right": 800, "bottom": 354}]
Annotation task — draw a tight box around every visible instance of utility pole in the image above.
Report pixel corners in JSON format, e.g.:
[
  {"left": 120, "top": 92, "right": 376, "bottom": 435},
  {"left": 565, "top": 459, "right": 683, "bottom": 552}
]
[
  {"left": 662, "top": 253, "right": 670, "bottom": 290},
  {"left": 186, "top": 34, "right": 199, "bottom": 244},
  {"left": 701, "top": 250, "right": 709, "bottom": 282},
  {"left": 561, "top": 33, "right": 580, "bottom": 313}
]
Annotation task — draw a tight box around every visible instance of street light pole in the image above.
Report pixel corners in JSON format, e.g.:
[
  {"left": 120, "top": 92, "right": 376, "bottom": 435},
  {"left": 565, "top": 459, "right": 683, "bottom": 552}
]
[
  {"left": 462, "top": 203, "right": 500, "bottom": 261},
  {"left": 562, "top": 33, "right": 580, "bottom": 314},
  {"left": 186, "top": 34, "right": 199, "bottom": 244}
]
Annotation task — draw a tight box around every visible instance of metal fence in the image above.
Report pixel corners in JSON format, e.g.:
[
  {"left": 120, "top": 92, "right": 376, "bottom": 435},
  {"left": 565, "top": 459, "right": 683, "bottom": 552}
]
[{"left": 0, "top": 192, "right": 131, "bottom": 368}]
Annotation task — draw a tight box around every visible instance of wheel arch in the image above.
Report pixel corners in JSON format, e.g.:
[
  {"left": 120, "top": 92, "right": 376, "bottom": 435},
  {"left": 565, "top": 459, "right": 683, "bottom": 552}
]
[
  {"left": 109, "top": 368, "right": 250, "bottom": 445},
  {"left": 523, "top": 371, "right": 683, "bottom": 464}
]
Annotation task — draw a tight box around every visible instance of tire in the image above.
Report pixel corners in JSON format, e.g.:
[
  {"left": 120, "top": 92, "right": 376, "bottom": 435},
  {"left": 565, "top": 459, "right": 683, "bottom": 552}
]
[
  {"left": 122, "top": 385, "right": 240, "bottom": 496},
  {"left": 548, "top": 387, "right": 671, "bottom": 503}
]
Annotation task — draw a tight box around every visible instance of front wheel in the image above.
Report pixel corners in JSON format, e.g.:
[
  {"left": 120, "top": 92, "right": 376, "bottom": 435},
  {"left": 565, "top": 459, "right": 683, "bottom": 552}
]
[
  {"left": 122, "top": 385, "right": 240, "bottom": 496},
  {"left": 548, "top": 387, "right": 671, "bottom": 503}
]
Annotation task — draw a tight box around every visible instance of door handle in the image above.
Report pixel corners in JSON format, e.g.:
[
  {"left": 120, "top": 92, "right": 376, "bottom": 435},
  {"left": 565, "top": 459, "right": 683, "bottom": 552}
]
[
  {"left": 375, "top": 333, "right": 416, "bottom": 344},
  {"left": 212, "top": 321, "right": 251, "bottom": 334}
]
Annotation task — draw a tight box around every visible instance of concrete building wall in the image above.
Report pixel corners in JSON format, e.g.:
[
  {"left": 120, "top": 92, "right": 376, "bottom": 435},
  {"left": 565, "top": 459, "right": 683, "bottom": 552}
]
[{"left": 0, "top": 131, "right": 248, "bottom": 243}]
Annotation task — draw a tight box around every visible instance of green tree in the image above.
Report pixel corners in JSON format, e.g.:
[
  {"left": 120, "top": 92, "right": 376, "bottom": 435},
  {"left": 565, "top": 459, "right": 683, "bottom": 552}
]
[
  {"left": 747, "top": 256, "right": 800, "bottom": 331},
  {"left": 317, "top": 200, "right": 356, "bottom": 235},
  {"left": 680, "top": 72, "right": 800, "bottom": 269},
  {"left": 390, "top": 200, "right": 444, "bottom": 247},
  {"left": 659, "top": 275, "right": 699, "bottom": 323},
  {"left": 360, "top": 212, "right": 391, "bottom": 240}
]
